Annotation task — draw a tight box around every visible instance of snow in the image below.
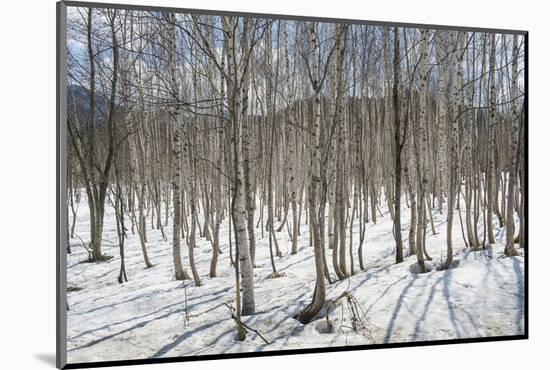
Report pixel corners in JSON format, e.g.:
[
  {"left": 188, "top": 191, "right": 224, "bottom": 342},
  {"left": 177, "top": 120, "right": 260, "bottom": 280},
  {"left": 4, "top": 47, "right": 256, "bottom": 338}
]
[{"left": 66, "top": 194, "right": 524, "bottom": 364}]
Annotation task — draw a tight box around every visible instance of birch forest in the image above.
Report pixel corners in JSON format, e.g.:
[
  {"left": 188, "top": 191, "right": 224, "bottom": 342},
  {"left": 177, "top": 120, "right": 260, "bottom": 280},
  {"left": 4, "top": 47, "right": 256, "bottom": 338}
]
[{"left": 65, "top": 6, "right": 526, "bottom": 363}]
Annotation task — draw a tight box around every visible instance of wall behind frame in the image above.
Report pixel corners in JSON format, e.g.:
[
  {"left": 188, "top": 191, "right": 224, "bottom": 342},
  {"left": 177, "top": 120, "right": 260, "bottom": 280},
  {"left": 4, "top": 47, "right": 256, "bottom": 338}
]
[{"left": 0, "top": 0, "right": 547, "bottom": 369}]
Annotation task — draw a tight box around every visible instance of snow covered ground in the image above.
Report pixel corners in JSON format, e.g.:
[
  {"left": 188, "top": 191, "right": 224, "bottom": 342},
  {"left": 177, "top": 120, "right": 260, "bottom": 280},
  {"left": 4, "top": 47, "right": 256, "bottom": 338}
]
[{"left": 66, "top": 194, "right": 525, "bottom": 364}]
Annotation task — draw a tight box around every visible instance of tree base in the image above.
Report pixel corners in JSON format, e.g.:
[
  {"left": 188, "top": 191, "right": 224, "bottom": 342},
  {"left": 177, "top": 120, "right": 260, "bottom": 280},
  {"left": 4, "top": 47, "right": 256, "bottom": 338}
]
[{"left": 80, "top": 255, "right": 114, "bottom": 264}]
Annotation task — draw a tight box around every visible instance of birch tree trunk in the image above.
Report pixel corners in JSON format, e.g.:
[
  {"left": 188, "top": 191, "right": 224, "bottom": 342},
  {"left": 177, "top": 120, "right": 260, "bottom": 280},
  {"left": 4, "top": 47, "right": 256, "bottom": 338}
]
[
  {"left": 444, "top": 32, "right": 465, "bottom": 269},
  {"left": 223, "top": 16, "right": 255, "bottom": 315},
  {"left": 504, "top": 34, "right": 519, "bottom": 257},
  {"left": 487, "top": 34, "right": 497, "bottom": 245},
  {"left": 298, "top": 22, "right": 328, "bottom": 324},
  {"left": 392, "top": 27, "right": 404, "bottom": 264},
  {"left": 435, "top": 31, "right": 448, "bottom": 213},
  {"left": 168, "top": 13, "right": 190, "bottom": 281},
  {"left": 415, "top": 29, "right": 429, "bottom": 273}
]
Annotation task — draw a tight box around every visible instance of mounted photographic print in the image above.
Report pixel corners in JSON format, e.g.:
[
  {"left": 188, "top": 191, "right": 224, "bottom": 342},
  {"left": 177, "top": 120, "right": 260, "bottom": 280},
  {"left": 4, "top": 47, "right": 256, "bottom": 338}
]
[{"left": 56, "top": 1, "right": 528, "bottom": 368}]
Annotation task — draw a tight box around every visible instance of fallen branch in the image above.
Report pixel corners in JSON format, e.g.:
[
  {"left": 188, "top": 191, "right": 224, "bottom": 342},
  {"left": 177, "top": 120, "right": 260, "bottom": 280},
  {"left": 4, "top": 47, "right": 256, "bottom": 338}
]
[
  {"left": 189, "top": 301, "right": 230, "bottom": 319},
  {"left": 224, "top": 302, "right": 270, "bottom": 345}
]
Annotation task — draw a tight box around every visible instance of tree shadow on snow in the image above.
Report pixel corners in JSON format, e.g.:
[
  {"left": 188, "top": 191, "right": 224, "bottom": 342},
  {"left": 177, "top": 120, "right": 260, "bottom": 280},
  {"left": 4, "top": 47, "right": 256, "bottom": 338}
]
[
  {"left": 410, "top": 275, "right": 444, "bottom": 341},
  {"left": 151, "top": 320, "right": 221, "bottom": 358},
  {"left": 69, "top": 286, "right": 232, "bottom": 345},
  {"left": 383, "top": 275, "right": 418, "bottom": 343}
]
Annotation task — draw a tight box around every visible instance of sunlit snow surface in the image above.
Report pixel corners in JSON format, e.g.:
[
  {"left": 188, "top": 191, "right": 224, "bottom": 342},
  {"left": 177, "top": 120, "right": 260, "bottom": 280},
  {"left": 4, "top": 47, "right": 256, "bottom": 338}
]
[{"left": 66, "top": 194, "right": 524, "bottom": 363}]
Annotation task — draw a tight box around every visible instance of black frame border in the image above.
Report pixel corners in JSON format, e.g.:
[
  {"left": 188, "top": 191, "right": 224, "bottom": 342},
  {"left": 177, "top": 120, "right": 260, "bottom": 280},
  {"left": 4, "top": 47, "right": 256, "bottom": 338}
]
[{"left": 56, "top": 1, "right": 529, "bottom": 369}]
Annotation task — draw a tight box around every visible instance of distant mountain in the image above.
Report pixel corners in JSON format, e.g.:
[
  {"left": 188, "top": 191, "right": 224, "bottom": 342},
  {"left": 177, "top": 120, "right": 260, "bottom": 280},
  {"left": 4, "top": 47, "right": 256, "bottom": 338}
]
[{"left": 67, "top": 84, "right": 108, "bottom": 125}]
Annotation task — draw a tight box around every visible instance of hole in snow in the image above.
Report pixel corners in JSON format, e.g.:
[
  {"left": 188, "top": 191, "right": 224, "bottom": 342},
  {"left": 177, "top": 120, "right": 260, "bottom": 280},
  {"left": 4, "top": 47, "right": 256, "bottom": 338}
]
[
  {"left": 314, "top": 319, "right": 334, "bottom": 334},
  {"left": 409, "top": 261, "right": 434, "bottom": 274}
]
